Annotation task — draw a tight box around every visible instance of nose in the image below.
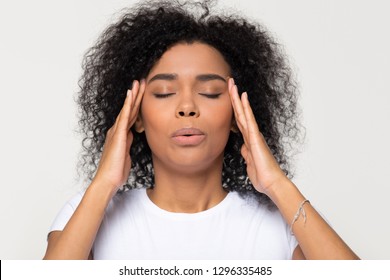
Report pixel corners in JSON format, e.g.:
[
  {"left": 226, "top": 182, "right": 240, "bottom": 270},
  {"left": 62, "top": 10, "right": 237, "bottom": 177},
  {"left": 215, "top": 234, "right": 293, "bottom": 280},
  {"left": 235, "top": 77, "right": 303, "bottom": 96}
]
[{"left": 175, "top": 94, "right": 199, "bottom": 118}]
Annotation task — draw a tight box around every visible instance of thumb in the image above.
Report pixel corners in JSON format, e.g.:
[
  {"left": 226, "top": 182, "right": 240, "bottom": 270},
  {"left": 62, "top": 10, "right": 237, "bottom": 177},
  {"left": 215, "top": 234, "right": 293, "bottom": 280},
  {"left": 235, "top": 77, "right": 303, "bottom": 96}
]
[
  {"left": 241, "top": 144, "right": 250, "bottom": 163},
  {"left": 126, "top": 130, "right": 134, "bottom": 153}
]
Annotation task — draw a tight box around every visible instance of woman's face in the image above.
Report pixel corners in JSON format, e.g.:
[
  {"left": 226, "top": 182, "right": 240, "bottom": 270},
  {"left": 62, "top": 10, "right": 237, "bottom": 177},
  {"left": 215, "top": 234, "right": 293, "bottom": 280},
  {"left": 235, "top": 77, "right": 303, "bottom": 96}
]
[{"left": 138, "top": 42, "right": 234, "bottom": 173}]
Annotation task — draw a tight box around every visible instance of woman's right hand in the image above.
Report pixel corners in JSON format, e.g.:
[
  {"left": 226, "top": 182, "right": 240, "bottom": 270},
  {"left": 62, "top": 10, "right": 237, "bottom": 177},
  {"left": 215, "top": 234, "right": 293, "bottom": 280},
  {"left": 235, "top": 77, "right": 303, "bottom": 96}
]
[{"left": 92, "top": 80, "right": 145, "bottom": 194}]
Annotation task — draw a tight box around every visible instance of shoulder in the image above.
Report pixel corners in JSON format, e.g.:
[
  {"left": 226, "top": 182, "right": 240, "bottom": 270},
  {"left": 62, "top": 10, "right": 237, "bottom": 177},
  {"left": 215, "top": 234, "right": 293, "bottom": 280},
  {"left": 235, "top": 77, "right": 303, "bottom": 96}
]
[
  {"left": 67, "top": 191, "right": 84, "bottom": 209},
  {"left": 49, "top": 191, "right": 84, "bottom": 233},
  {"left": 104, "top": 187, "right": 147, "bottom": 216},
  {"left": 229, "top": 191, "right": 294, "bottom": 236},
  {"left": 224, "top": 191, "right": 287, "bottom": 228},
  {"left": 111, "top": 187, "right": 145, "bottom": 205},
  {"left": 228, "top": 191, "right": 276, "bottom": 215},
  {"left": 224, "top": 191, "right": 298, "bottom": 259}
]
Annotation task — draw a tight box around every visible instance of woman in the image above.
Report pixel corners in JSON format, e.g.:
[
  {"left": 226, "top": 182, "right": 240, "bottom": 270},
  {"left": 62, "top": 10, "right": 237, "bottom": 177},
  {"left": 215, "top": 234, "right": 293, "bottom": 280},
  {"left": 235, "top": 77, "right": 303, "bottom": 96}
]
[{"left": 44, "top": 0, "right": 359, "bottom": 259}]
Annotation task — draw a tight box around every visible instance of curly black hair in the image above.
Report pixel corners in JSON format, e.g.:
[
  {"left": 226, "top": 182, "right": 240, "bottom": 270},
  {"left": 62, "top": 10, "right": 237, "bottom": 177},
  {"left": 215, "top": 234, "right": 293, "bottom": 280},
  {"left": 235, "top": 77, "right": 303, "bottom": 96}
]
[{"left": 77, "top": 0, "right": 302, "bottom": 207}]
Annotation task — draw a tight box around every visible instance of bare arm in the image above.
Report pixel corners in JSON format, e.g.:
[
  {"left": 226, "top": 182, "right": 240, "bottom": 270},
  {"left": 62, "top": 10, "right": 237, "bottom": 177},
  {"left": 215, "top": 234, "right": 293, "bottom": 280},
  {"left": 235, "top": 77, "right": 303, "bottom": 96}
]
[
  {"left": 44, "top": 181, "right": 114, "bottom": 259},
  {"left": 43, "top": 80, "right": 145, "bottom": 259},
  {"left": 228, "top": 78, "right": 359, "bottom": 260},
  {"left": 269, "top": 179, "right": 358, "bottom": 259}
]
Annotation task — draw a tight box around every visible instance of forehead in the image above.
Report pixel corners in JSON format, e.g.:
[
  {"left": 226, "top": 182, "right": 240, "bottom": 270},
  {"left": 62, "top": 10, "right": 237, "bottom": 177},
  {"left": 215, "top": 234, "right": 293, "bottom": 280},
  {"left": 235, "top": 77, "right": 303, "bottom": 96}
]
[{"left": 147, "top": 42, "right": 231, "bottom": 79}]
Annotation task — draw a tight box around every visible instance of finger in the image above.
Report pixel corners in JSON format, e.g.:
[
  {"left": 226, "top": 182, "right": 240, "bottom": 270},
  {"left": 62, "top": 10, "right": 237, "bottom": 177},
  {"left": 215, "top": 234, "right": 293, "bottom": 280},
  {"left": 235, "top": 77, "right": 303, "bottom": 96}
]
[
  {"left": 241, "top": 92, "right": 264, "bottom": 155},
  {"left": 228, "top": 80, "right": 241, "bottom": 123},
  {"left": 228, "top": 80, "right": 247, "bottom": 133},
  {"left": 116, "top": 88, "right": 134, "bottom": 131},
  {"left": 241, "top": 92, "right": 276, "bottom": 170},
  {"left": 111, "top": 89, "right": 129, "bottom": 131},
  {"left": 133, "top": 79, "right": 145, "bottom": 112},
  {"left": 228, "top": 78, "right": 237, "bottom": 118},
  {"left": 131, "top": 80, "right": 139, "bottom": 105},
  {"left": 127, "top": 79, "right": 145, "bottom": 129},
  {"left": 227, "top": 81, "right": 254, "bottom": 150},
  {"left": 241, "top": 92, "right": 266, "bottom": 146},
  {"left": 232, "top": 90, "right": 255, "bottom": 147}
]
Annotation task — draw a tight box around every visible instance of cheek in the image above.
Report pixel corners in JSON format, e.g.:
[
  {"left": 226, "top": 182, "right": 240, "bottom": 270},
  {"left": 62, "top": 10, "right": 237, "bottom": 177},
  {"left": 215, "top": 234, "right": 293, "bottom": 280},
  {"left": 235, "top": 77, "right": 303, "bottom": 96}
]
[
  {"left": 139, "top": 97, "right": 167, "bottom": 131},
  {"left": 140, "top": 109, "right": 163, "bottom": 152},
  {"left": 204, "top": 99, "right": 234, "bottom": 129},
  {"left": 139, "top": 99, "right": 173, "bottom": 154}
]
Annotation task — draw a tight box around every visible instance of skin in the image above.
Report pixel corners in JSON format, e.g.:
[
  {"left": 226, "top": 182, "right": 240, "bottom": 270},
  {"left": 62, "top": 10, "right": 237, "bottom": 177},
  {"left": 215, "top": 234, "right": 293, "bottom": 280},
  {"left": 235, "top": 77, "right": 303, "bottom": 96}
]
[
  {"left": 136, "top": 43, "right": 233, "bottom": 213},
  {"left": 44, "top": 42, "right": 359, "bottom": 260}
]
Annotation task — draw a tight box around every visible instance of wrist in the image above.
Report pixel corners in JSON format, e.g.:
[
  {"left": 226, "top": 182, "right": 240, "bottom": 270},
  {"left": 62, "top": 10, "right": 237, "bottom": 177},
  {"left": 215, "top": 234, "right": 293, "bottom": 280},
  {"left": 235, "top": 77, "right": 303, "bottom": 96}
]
[
  {"left": 263, "top": 176, "right": 301, "bottom": 205},
  {"left": 87, "top": 178, "right": 119, "bottom": 205}
]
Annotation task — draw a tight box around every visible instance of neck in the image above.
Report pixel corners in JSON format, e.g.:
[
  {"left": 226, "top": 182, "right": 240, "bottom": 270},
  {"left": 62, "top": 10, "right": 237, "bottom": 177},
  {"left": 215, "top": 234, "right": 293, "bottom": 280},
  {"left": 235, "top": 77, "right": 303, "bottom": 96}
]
[{"left": 147, "top": 158, "right": 227, "bottom": 213}]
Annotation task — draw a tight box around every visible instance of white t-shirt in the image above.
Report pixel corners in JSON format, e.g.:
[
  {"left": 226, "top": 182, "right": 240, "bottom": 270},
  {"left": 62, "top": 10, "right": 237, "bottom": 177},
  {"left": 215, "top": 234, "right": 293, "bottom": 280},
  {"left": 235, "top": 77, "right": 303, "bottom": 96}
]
[{"left": 50, "top": 188, "right": 298, "bottom": 259}]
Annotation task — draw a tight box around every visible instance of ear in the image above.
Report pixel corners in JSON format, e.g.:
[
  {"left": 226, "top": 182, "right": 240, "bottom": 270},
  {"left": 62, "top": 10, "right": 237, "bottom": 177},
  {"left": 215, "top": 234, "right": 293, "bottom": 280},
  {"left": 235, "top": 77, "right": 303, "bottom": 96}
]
[
  {"left": 134, "top": 113, "right": 145, "bottom": 133},
  {"left": 230, "top": 118, "right": 239, "bottom": 133}
]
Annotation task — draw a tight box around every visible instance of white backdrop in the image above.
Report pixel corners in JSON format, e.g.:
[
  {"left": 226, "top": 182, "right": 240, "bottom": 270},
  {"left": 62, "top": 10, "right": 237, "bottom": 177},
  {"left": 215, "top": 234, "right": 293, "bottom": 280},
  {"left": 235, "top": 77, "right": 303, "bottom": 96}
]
[{"left": 0, "top": 0, "right": 389, "bottom": 259}]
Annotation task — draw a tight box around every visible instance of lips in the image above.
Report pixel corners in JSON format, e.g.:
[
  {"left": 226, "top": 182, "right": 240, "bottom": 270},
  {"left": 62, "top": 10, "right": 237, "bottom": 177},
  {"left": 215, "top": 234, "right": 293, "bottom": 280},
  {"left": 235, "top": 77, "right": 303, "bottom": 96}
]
[
  {"left": 171, "top": 128, "right": 204, "bottom": 137},
  {"left": 171, "top": 128, "right": 206, "bottom": 146}
]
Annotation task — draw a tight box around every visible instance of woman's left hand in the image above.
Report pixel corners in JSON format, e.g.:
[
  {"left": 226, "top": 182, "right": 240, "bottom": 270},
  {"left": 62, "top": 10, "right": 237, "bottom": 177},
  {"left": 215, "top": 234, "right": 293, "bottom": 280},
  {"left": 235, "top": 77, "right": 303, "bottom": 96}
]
[
  {"left": 228, "top": 78, "right": 288, "bottom": 194},
  {"left": 228, "top": 79, "right": 360, "bottom": 260}
]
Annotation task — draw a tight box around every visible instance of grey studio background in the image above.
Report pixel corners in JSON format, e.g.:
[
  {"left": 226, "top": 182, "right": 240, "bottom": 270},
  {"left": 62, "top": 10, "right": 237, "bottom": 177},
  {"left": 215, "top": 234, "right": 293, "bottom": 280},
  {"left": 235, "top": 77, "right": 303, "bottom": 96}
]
[{"left": 0, "top": 0, "right": 389, "bottom": 259}]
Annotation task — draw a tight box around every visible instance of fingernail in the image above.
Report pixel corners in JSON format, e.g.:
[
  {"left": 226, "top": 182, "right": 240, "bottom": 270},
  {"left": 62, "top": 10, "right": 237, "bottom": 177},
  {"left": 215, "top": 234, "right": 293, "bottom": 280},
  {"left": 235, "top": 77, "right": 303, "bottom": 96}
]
[
  {"left": 131, "top": 80, "right": 136, "bottom": 89},
  {"left": 127, "top": 89, "right": 132, "bottom": 96},
  {"left": 228, "top": 78, "right": 233, "bottom": 90}
]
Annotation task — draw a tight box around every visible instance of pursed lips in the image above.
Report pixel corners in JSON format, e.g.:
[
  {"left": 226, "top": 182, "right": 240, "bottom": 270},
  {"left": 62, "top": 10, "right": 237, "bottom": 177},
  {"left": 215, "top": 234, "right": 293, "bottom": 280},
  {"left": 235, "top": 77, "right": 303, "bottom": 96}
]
[
  {"left": 171, "top": 128, "right": 206, "bottom": 146},
  {"left": 171, "top": 128, "right": 205, "bottom": 137}
]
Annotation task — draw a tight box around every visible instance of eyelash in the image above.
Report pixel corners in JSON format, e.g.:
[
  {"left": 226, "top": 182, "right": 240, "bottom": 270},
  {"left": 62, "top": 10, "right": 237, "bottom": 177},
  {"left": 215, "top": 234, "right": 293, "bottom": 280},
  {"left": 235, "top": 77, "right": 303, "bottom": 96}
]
[
  {"left": 199, "top": 93, "right": 221, "bottom": 99},
  {"left": 153, "top": 93, "right": 222, "bottom": 99},
  {"left": 153, "top": 93, "right": 175, "bottom": 98}
]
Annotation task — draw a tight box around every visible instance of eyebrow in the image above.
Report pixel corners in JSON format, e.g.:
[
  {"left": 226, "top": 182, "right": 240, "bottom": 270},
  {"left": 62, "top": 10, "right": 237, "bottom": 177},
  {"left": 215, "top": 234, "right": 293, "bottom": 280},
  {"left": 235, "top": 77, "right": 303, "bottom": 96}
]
[
  {"left": 147, "top": 73, "right": 227, "bottom": 84},
  {"left": 196, "top": 74, "right": 227, "bottom": 83},
  {"left": 148, "top": 73, "right": 178, "bottom": 84}
]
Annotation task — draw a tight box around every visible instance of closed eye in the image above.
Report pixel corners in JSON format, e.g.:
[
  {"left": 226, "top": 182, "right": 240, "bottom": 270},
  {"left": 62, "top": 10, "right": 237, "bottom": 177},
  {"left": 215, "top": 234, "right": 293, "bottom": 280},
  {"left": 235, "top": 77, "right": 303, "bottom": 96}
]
[
  {"left": 199, "top": 93, "right": 222, "bottom": 99},
  {"left": 153, "top": 93, "right": 175, "bottom": 98}
]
